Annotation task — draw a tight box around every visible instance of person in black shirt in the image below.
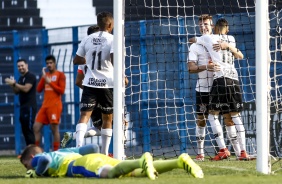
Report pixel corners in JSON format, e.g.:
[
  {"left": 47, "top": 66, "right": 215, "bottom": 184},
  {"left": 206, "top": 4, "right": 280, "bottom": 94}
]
[{"left": 5, "top": 59, "right": 37, "bottom": 146}]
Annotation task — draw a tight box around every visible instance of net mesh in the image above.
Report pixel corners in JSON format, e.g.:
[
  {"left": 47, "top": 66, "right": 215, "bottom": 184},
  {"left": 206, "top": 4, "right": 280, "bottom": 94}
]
[{"left": 123, "top": 0, "right": 282, "bottom": 169}]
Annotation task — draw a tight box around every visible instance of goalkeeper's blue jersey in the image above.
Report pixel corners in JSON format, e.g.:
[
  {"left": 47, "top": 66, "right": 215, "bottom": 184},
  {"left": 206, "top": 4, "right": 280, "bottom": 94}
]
[{"left": 31, "top": 147, "right": 81, "bottom": 177}]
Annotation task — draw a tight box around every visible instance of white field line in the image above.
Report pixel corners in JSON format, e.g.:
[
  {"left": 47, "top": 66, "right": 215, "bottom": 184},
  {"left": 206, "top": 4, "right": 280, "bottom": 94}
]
[{"left": 204, "top": 164, "right": 248, "bottom": 171}]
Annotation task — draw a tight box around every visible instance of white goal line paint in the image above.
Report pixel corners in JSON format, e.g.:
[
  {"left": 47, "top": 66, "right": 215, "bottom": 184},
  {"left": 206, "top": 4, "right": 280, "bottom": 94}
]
[{"left": 204, "top": 165, "right": 247, "bottom": 172}]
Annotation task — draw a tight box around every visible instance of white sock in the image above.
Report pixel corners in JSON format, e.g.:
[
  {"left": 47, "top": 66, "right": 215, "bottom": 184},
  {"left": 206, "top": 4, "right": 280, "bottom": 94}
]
[
  {"left": 123, "top": 123, "right": 128, "bottom": 142},
  {"left": 208, "top": 114, "right": 226, "bottom": 150},
  {"left": 195, "top": 125, "right": 205, "bottom": 156},
  {"left": 101, "top": 128, "right": 113, "bottom": 155},
  {"left": 232, "top": 115, "right": 246, "bottom": 151},
  {"left": 84, "top": 127, "right": 101, "bottom": 137},
  {"left": 75, "top": 123, "right": 87, "bottom": 147},
  {"left": 72, "top": 132, "right": 76, "bottom": 140},
  {"left": 226, "top": 126, "right": 241, "bottom": 156}
]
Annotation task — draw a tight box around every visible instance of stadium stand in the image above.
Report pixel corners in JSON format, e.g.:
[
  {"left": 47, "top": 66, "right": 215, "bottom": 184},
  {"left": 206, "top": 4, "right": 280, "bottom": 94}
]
[{"left": 0, "top": 0, "right": 44, "bottom": 31}]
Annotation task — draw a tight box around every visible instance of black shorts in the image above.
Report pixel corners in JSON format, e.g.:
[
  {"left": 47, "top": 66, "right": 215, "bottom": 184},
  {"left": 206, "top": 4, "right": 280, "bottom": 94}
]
[
  {"left": 80, "top": 86, "right": 113, "bottom": 114},
  {"left": 209, "top": 77, "right": 243, "bottom": 113},
  {"left": 90, "top": 106, "right": 102, "bottom": 128},
  {"left": 195, "top": 91, "right": 209, "bottom": 115}
]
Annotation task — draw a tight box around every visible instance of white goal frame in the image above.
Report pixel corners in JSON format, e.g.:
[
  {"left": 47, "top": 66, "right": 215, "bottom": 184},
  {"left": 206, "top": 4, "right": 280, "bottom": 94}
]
[
  {"left": 256, "top": 0, "right": 271, "bottom": 174},
  {"left": 113, "top": 0, "right": 124, "bottom": 160}
]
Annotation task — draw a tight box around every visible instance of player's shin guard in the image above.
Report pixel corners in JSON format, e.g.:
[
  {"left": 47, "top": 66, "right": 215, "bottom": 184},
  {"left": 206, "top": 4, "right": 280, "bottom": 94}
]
[
  {"left": 195, "top": 125, "right": 205, "bottom": 156},
  {"left": 75, "top": 123, "right": 87, "bottom": 147},
  {"left": 226, "top": 125, "right": 241, "bottom": 156},
  {"left": 232, "top": 115, "right": 246, "bottom": 151},
  {"left": 101, "top": 128, "right": 113, "bottom": 155},
  {"left": 208, "top": 114, "right": 226, "bottom": 149}
]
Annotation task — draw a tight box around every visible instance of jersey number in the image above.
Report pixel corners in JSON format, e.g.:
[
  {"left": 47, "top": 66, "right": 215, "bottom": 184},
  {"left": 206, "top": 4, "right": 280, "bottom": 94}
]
[{"left": 91, "top": 51, "right": 102, "bottom": 70}]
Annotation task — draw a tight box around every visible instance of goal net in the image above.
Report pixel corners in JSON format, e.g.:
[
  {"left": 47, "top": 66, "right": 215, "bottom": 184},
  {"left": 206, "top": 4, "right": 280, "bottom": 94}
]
[{"left": 121, "top": 0, "right": 282, "bottom": 172}]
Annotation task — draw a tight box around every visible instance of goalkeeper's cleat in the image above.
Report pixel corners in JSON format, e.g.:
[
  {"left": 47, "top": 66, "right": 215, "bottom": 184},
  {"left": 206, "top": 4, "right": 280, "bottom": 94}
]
[
  {"left": 140, "top": 152, "right": 158, "bottom": 180},
  {"left": 178, "top": 153, "right": 204, "bottom": 178},
  {"left": 194, "top": 154, "right": 204, "bottom": 161},
  {"left": 211, "top": 148, "right": 230, "bottom": 161},
  {"left": 61, "top": 132, "right": 73, "bottom": 148},
  {"left": 25, "top": 169, "right": 38, "bottom": 178}
]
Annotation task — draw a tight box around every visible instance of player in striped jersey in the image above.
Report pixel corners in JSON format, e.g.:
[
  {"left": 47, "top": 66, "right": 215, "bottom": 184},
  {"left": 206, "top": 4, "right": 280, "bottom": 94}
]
[
  {"left": 194, "top": 18, "right": 251, "bottom": 160},
  {"left": 73, "top": 12, "right": 115, "bottom": 156}
]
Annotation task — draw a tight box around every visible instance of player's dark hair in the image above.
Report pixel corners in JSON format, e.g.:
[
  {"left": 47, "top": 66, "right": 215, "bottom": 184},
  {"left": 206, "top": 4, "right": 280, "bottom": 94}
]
[
  {"left": 45, "top": 55, "right": 56, "bottom": 63},
  {"left": 214, "top": 18, "right": 229, "bottom": 34},
  {"left": 17, "top": 59, "right": 27, "bottom": 64},
  {"left": 97, "top": 12, "right": 113, "bottom": 30},
  {"left": 20, "top": 144, "right": 43, "bottom": 163},
  {"left": 216, "top": 18, "right": 229, "bottom": 27},
  {"left": 87, "top": 25, "right": 99, "bottom": 35}
]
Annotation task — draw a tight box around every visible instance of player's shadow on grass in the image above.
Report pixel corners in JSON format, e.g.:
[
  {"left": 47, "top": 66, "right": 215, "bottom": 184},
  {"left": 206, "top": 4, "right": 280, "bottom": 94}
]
[{"left": 0, "top": 176, "right": 24, "bottom": 179}]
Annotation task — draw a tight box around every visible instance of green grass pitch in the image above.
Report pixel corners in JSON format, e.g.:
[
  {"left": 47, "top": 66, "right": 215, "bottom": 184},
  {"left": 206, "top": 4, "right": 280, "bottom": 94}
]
[{"left": 1, "top": 156, "right": 282, "bottom": 184}]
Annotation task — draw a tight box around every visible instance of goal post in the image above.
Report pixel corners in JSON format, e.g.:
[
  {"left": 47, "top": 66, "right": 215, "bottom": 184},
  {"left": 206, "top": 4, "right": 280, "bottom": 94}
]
[
  {"left": 113, "top": 0, "right": 124, "bottom": 160},
  {"left": 255, "top": 0, "right": 271, "bottom": 174}
]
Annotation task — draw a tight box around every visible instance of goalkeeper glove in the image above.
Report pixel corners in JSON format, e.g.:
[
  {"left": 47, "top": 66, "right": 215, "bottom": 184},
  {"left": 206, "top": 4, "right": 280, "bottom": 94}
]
[{"left": 25, "top": 169, "right": 38, "bottom": 178}]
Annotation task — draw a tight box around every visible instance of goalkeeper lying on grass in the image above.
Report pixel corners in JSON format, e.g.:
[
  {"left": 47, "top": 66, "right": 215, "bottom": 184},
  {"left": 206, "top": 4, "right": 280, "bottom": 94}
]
[{"left": 20, "top": 144, "right": 204, "bottom": 179}]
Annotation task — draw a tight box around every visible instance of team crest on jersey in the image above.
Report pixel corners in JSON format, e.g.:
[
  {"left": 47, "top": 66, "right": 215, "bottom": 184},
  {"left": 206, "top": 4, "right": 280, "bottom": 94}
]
[{"left": 51, "top": 76, "right": 57, "bottom": 81}]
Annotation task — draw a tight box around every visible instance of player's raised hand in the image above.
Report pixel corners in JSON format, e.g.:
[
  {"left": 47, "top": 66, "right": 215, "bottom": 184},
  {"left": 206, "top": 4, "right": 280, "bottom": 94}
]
[
  {"left": 42, "top": 67, "right": 46, "bottom": 76},
  {"left": 42, "top": 67, "right": 51, "bottom": 84}
]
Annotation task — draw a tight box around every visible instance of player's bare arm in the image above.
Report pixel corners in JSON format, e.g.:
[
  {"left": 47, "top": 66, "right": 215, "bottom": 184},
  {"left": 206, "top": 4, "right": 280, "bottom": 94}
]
[
  {"left": 213, "top": 41, "right": 244, "bottom": 59},
  {"left": 5, "top": 77, "right": 33, "bottom": 93},
  {"left": 73, "top": 55, "right": 86, "bottom": 65},
  {"left": 188, "top": 61, "right": 221, "bottom": 73},
  {"left": 75, "top": 73, "right": 84, "bottom": 89}
]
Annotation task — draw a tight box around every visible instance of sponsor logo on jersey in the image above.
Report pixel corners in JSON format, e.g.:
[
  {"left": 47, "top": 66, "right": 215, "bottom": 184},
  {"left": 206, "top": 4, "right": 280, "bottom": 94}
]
[
  {"left": 88, "top": 78, "right": 107, "bottom": 87},
  {"left": 92, "top": 37, "right": 104, "bottom": 45}
]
